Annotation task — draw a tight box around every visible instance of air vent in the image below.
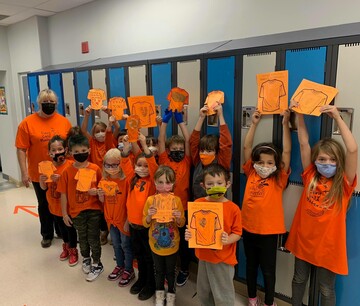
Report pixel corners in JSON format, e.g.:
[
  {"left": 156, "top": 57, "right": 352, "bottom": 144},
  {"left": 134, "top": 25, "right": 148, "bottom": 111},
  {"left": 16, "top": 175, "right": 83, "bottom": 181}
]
[{"left": 0, "top": 15, "right": 9, "bottom": 21}]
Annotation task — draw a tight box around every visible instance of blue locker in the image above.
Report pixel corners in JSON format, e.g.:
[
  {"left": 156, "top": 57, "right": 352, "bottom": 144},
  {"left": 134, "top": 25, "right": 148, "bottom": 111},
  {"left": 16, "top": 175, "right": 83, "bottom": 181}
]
[
  {"left": 206, "top": 56, "right": 235, "bottom": 137},
  {"left": 28, "top": 74, "right": 39, "bottom": 113},
  {"left": 75, "top": 70, "right": 91, "bottom": 130},
  {"left": 285, "top": 47, "right": 327, "bottom": 183},
  {"left": 151, "top": 63, "right": 172, "bottom": 138},
  {"left": 48, "top": 73, "right": 65, "bottom": 116}
]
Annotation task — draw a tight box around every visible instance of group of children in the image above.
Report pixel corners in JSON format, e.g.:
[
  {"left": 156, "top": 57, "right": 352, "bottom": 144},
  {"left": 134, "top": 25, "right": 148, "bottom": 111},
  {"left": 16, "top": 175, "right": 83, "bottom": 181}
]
[{"left": 39, "top": 98, "right": 357, "bottom": 306}]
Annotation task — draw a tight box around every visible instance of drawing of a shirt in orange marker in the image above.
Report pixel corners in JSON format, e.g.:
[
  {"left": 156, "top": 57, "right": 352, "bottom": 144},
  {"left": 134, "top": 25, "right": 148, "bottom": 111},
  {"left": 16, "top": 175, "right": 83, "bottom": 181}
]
[
  {"left": 167, "top": 87, "right": 189, "bottom": 112},
  {"left": 125, "top": 115, "right": 141, "bottom": 142},
  {"left": 190, "top": 210, "right": 222, "bottom": 246},
  {"left": 259, "top": 79, "right": 286, "bottom": 112},
  {"left": 108, "top": 97, "right": 127, "bottom": 120},
  {"left": 128, "top": 96, "right": 156, "bottom": 127},
  {"left": 88, "top": 88, "right": 107, "bottom": 110}
]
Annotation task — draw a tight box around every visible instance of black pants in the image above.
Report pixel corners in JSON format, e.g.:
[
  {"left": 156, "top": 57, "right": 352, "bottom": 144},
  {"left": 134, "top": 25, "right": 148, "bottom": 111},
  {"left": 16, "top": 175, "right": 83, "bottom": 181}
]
[
  {"left": 243, "top": 229, "right": 278, "bottom": 306},
  {"left": 178, "top": 210, "right": 192, "bottom": 271},
  {"left": 54, "top": 216, "right": 78, "bottom": 248},
  {"left": 152, "top": 252, "right": 177, "bottom": 293},
  {"left": 32, "top": 182, "right": 54, "bottom": 240}
]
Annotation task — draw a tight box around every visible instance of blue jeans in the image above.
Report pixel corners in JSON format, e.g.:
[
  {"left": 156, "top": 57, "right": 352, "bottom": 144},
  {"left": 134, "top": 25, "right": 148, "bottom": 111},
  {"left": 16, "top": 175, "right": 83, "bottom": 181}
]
[{"left": 110, "top": 224, "right": 133, "bottom": 271}]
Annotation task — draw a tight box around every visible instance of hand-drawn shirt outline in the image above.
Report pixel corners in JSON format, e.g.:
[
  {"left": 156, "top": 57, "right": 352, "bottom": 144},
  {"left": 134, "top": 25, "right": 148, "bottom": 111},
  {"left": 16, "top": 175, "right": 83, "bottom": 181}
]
[
  {"left": 190, "top": 210, "right": 222, "bottom": 246},
  {"left": 259, "top": 79, "right": 286, "bottom": 112},
  {"left": 125, "top": 115, "right": 141, "bottom": 142},
  {"left": 38, "top": 161, "right": 57, "bottom": 182},
  {"left": 152, "top": 193, "right": 178, "bottom": 223},
  {"left": 74, "top": 168, "right": 97, "bottom": 192},
  {"left": 108, "top": 97, "right": 128, "bottom": 120},
  {"left": 131, "top": 102, "right": 155, "bottom": 127},
  {"left": 98, "top": 180, "right": 119, "bottom": 205},
  {"left": 292, "top": 89, "right": 328, "bottom": 115},
  {"left": 167, "top": 87, "right": 189, "bottom": 112},
  {"left": 87, "top": 89, "right": 107, "bottom": 110},
  {"left": 204, "top": 91, "right": 224, "bottom": 116}
]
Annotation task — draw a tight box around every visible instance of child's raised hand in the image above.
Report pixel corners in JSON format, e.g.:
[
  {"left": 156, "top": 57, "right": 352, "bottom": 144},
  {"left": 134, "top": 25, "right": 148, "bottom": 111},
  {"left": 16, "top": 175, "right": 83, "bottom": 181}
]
[
  {"left": 214, "top": 103, "right": 223, "bottom": 116},
  {"left": 108, "top": 115, "right": 116, "bottom": 125},
  {"left": 221, "top": 231, "right": 229, "bottom": 245},
  {"left": 173, "top": 110, "right": 184, "bottom": 124},
  {"left": 122, "top": 113, "right": 129, "bottom": 120},
  {"left": 184, "top": 227, "right": 192, "bottom": 241},
  {"left": 148, "top": 206, "right": 157, "bottom": 217},
  {"left": 85, "top": 106, "right": 92, "bottom": 116},
  {"left": 162, "top": 108, "right": 173, "bottom": 124},
  {"left": 39, "top": 174, "right": 48, "bottom": 184},
  {"left": 101, "top": 105, "right": 110, "bottom": 115},
  {"left": 138, "top": 132, "right": 146, "bottom": 144},
  {"left": 289, "top": 99, "right": 299, "bottom": 110},
  {"left": 252, "top": 109, "right": 261, "bottom": 125},
  {"left": 50, "top": 174, "right": 60, "bottom": 182},
  {"left": 199, "top": 106, "right": 208, "bottom": 118},
  {"left": 281, "top": 109, "right": 290, "bottom": 125},
  {"left": 320, "top": 105, "right": 340, "bottom": 119}
]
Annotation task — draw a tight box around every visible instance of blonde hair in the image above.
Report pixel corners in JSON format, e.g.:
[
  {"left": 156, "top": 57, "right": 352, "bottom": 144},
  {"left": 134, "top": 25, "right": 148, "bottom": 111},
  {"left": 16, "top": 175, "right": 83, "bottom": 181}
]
[
  {"left": 102, "top": 148, "right": 125, "bottom": 179},
  {"left": 91, "top": 121, "right": 107, "bottom": 136},
  {"left": 37, "top": 89, "right": 58, "bottom": 105},
  {"left": 308, "top": 138, "right": 346, "bottom": 211}
]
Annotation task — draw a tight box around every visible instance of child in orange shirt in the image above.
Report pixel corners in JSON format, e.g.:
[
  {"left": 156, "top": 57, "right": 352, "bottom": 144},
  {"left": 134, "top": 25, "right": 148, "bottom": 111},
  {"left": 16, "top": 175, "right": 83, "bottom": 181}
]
[
  {"left": 57, "top": 134, "right": 103, "bottom": 282},
  {"left": 286, "top": 105, "right": 357, "bottom": 306},
  {"left": 121, "top": 132, "right": 158, "bottom": 301},
  {"left": 98, "top": 148, "right": 135, "bottom": 287},
  {"left": 158, "top": 109, "right": 193, "bottom": 286},
  {"left": 143, "top": 165, "right": 185, "bottom": 306},
  {"left": 185, "top": 164, "right": 242, "bottom": 306},
  {"left": 242, "top": 109, "right": 291, "bottom": 306},
  {"left": 39, "top": 135, "right": 77, "bottom": 265}
]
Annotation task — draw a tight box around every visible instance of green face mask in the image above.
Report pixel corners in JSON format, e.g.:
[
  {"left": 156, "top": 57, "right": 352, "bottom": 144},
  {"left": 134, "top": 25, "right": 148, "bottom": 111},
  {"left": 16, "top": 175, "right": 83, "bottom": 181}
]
[{"left": 206, "top": 186, "right": 227, "bottom": 199}]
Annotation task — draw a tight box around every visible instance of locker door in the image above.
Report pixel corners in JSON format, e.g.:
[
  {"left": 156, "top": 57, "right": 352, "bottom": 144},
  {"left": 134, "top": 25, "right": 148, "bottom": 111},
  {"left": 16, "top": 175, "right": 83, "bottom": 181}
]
[
  {"left": 285, "top": 47, "right": 327, "bottom": 183},
  {"left": 28, "top": 74, "right": 39, "bottom": 113},
  {"left": 38, "top": 74, "right": 48, "bottom": 91},
  {"left": 206, "top": 56, "right": 235, "bottom": 137},
  {"left": 176, "top": 59, "right": 201, "bottom": 135},
  {"left": 129, "top": 65, "right": 148, "bottom": 136},
  {"left": 75, "top": 70, "right": 91, "bottom": 129},
  {"left": 91, "top": 69, "right": 108, "bottom": 123},
  {"left": 62, "top": 72, "right": 77, "bottom": 126},
  {"left": 150, "top": 62, "right": 172, "bottom": 138},
  {"left": 48, "top": 73, "right": 65, "bottom": 116}
]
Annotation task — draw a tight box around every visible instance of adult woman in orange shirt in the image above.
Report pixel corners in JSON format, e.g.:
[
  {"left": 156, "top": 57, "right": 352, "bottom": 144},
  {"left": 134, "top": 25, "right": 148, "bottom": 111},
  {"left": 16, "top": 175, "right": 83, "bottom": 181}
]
[{"left": 15, "top": 89, "right": 71, "bottom": 248}]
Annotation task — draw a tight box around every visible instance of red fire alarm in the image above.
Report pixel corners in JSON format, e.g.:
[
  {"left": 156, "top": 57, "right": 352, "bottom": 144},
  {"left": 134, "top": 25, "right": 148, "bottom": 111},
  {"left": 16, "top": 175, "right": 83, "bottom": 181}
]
[{"left": 81, "top": 41, "right": 89, "bottom": 54}]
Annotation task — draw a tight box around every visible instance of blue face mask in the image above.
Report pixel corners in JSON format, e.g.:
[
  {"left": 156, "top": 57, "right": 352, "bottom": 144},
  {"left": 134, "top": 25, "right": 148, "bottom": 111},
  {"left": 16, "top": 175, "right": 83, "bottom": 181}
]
[{"left": 315, "top": 162, "right": 337, "bottom": 178}]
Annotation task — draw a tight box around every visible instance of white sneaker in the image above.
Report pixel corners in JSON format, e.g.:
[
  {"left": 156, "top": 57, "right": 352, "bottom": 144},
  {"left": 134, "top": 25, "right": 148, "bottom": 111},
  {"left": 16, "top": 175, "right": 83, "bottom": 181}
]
[
  {"left": 155, "top": 290, "right": 165, "bottom": 306},
  {"left": 82, "top": 257, "right": 91, "bottom": 274},
  {"left": 86, "top": 262, "right": 104, "bottom": 282},
  {"left": 166, "top": 292, "right": 176, "bottom": 306}
]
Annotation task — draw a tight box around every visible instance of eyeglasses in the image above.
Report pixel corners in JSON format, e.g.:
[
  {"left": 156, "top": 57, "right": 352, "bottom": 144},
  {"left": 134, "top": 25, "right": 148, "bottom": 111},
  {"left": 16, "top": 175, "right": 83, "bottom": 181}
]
[{"left": 104, "top": 163, "right": 120, "bottom": 169}]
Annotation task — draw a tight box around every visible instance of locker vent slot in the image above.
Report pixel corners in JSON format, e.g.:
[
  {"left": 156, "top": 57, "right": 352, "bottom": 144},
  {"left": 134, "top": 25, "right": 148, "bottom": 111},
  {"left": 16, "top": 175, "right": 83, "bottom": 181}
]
[
  {"left": 246, "top": 52, "right": 272, "bottom": 57},
  {"left": 345, "top": 43, "right": 360, "bottom": 47},
  {"left": 290, "top": 47, "right": 321, "bottom": 52}
]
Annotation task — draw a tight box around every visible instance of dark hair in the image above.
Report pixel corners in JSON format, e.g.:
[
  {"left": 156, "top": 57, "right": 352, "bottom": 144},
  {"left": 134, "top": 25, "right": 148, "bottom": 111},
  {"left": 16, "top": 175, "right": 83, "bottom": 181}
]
[
  {"left": 166, "top": 135, "right": 185, "bottom": 149},
  {"left": 154, "top": 165, "right": 176, "bottom": 184},
  {"left": 130, "top": 152, "right": 147, "bottom": 191},
  {"left": 251, "top": 142, "right": 282, "bottom": 179},
  {"left": 48, "top": 135, "right": 66, "bottom": 150},
  {"left": 202, "top": 163, "right": 230, "bottom": 183},
  {"left": 200, "top": 134, "right": 219, "bottom": 153},
  {"left": 117, "top": 130, "right": 127, "bottom": 141},
  {"left": 68, "top": 134, "right": 89, "bottom": 150},
  {"left": 66, "top": 126, "right": 83, "bottom": 148}
]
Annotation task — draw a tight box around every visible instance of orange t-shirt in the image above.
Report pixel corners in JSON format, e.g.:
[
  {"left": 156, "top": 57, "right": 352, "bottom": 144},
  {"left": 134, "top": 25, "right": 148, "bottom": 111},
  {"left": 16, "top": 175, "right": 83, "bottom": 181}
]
[
  {"left": 190, "top": 210, "right": 222, "bottom": 246},
  {"left": 88, "top": 130, "right": 115, "bottom": 169},
  {"left": 15, "top": 113, "right": 72, "bottom": 182},
  {"left": 159, "top": 152, "right": 191, "bottom": 210},
  {"left": 57, "top": 162, "right": 102, "bottom": 218},
  {"left": 47, "top": 159, "right": 73, "bottom": 217},
  {"left": 286, "top": 164, "right": 357, "bottom": 275},
  {"left": 194, "top": 198, "right": 242, "bottom": 266},
  {"left": 121, "top": 155, "right": 158, "bottom": 226},
  {"left": 99, "top": 177, "right": 129, "bottom": 236},
  {"left": 167, "top": 87, "right": 189, "bottom": 112},
  {"left": 108, "top": 97, "right": 127, "bottom": 120},
  {"left": 88, "top": 89, "right": 106, "bottom": 110},
  {"left": 242, "top": 159, "right": 290, "bottom": 234}
]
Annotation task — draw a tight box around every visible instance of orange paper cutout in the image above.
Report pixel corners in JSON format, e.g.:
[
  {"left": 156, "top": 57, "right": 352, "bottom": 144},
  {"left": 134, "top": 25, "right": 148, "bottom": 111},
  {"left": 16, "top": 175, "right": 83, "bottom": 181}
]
[
  {"left": 291, "top": 79, "right": 339, "bottom": 116},
  {"left": 204, "top": 91, "right": 224, "bottom": 116},
  {"left": 152, "top": 193, "right": 177, "bottom": 223},
  {"left": 256, "top": 70, "right": 288, "bottom": 114},
  {"left": 128, "top": 96, "right": 156, "bottom": 127},
  {"left": 74, "top": 168, "right": 97, "bottom": 192},
  {"left": 167, "top": 87, "right": 189, "bottom": 112},
  {"left": 108, "top": 97, "right": 128, "bottom": 120},
  {"left": 38, "top": 161, "right": 57, "bottom": 182},
  {"left": 188, "top": 201, "right": 223, "bottom": 250},
  {"left": 125, "top": 115, "right": 141, "bottom": 143},
  {"left": 88, "top": 88, "right": 107, "bottom": 110},
  {"left": 98, "top": 180, "right": 119, "bottom": 196}
]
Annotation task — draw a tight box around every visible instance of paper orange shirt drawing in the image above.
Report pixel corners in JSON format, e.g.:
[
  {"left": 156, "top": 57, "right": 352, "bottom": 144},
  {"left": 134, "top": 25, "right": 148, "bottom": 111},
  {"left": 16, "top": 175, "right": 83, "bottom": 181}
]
[
  {"left": 188, "top": 201, "right": 223, "bottom": 250},
  {"left": 152, "top": 193, "right": 177, "bottom": 223},
  {"left": 167, "top": 87, "right": 189, "bottom": 112},
  {"left": 88, "top": 88, "right": 107, "bottom": 110},
  {"left": 125, "top": 115, "right": 141, "bottom": 142},
  {"left": 128, "top": 96, "right": 156, "bottom": 127},
  {"left": 256, "top": 70, "right": 288, "bottom": 114},
  {"left": 291, "top": 79, "right": 339, "bottom": 116},
  {"left": 98, "top": 180, "right": 119, "bottom": 197},
  {"left": 204, "top": 91, "right": 224, "bottom": 116},
  {"left": 108, "top": 97, "right": 127, "bottom": 120},
  {"left": 38, "top": 161, "right": 57, "bottom": 183},
  {"left": 74, "top": 168, "right": 97, "bottom": 192}
]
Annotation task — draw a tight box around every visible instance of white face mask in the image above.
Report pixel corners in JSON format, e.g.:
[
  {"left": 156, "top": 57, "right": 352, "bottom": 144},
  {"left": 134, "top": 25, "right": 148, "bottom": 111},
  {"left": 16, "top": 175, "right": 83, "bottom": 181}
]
[
  {"left": 95, "top": 132, "right": 105, "bottom": 142},
  {"left": 135, "top": 166, "right": 149, "bottom": 177},
  {"left": 253, "top": 163, "right": 277, "bottom": 179}
]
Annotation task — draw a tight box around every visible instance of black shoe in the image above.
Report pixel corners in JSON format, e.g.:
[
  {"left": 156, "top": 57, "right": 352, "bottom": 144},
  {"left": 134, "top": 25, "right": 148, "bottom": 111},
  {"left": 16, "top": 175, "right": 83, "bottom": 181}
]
[
  {"left": 138, "top": 286, "right": 155, "bottom": 301},
  {"left": 176, "top": 270, "right": 189, "bottom": 286},
  {"left": 41, "top": 239, "right": 52, "bottom": 248},
  {"left": 130, "top": 279, "right": 145, "bottom": 295}
]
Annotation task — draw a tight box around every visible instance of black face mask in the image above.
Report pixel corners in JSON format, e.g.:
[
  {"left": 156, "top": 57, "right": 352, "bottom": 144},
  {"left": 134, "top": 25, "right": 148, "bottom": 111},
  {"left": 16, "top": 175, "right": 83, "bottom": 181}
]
[
  {"left": 169, "top": 150, "right": 185, "bottom": 163},
  {"left": 52, "top": 151, "right": 66, "bottom": 163},
  {"left": 41, "top": 103, "right": 56, "bottom": 115},
  {"left": 73, "top": 152, "right": 89, "bottom": 163}
]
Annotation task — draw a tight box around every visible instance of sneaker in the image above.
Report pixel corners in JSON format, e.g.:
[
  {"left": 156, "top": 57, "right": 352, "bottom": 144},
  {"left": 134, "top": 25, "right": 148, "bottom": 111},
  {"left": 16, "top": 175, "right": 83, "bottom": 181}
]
[
  {"left": 118, "top": 269, "right": 135, "bottom": 287},
  {"left": 68, "top": 248, "right": 79, "bottom": 266},
  {"left": 248, "top": 296, "right": 262, "bottom": 306},
  {"left": 100, "top": 231, "right": 108, "bottom": 245},
  {"left": 41, "top": 239, "right": 52, "bottom": 248},
  {"left": 166, "top": 292, "right": 176, "bottom": 306},
  {"left": 176, "top": 270, "right": 189, "bottom": 287},
  {"left": 138, "top": 285, "right": 155, "bottom": 300},
  {"left": 108, "top": 266, "right": 124, "bottom": 281},
  {"left": 155, "top": 290, "right": 165, "bottom": 306},
  {"left": 82, "top": 257, "right": 91, "bottom": 274},
  {"left": 86, "top": 262, "right": 104, "bottom": 282},
  {"left": 59, "top": 243, "right": 69, "bottom": 261}
]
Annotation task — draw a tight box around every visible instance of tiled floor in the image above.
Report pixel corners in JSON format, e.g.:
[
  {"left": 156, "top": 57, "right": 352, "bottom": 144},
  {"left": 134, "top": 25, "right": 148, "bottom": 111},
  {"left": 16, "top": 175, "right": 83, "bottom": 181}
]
[{"left": 0, "top": 178, "right": 249, "bottom": 306}]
